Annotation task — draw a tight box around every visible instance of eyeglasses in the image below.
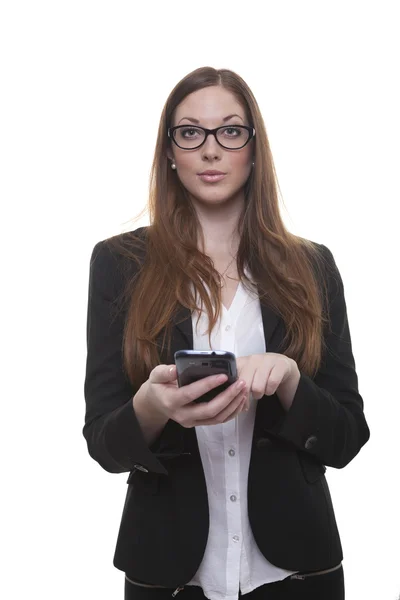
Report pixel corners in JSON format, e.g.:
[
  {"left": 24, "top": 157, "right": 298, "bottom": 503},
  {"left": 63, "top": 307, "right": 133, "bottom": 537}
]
[{"left": 168, "top": 125, "right": 255, "bottom": 150}]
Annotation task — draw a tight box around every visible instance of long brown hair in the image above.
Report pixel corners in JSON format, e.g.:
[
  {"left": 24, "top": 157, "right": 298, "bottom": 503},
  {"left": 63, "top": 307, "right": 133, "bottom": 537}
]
[{"left": 106, "top": 66, "right": 331, "bottom": 393}]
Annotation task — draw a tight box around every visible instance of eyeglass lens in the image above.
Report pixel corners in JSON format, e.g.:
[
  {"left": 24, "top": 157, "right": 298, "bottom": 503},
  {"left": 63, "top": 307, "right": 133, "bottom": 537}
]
[{"left": 173, "top": 126, "right": 250, "bottom": 149}]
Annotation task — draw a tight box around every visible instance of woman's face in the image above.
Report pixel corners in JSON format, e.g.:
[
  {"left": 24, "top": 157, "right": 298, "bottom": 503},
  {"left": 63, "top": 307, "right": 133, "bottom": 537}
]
[{"left": 167, "top": 86, "right": 253, "bottom": 207}]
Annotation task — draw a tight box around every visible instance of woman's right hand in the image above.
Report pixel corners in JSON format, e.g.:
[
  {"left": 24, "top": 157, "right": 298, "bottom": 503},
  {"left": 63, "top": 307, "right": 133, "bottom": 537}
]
[{"left": 134, "top": 364, "right": 248, "bottom": 427}]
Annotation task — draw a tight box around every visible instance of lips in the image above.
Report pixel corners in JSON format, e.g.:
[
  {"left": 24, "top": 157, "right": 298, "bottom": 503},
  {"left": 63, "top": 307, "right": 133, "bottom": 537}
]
[
  {"left": 198, "top": 171, "right": 225, "bottom": 176},
  {"left": 198, "top": 173, "right": 226, "bottom": 183}
]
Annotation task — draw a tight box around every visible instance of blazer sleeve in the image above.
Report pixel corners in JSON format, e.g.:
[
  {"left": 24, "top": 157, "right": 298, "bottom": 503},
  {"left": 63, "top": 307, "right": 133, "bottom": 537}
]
[
  {"left": 83, "top": 240, "right": 169, "bottom": 476},
  {"left": 266, "top": 243, "right": 370, "bottom": 468}
]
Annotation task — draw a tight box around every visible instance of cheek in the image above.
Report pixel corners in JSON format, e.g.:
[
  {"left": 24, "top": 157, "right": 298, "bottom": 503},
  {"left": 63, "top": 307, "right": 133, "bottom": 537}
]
[
  {"left": 172, "top": 147, "right": 192, "bottom": 167},
  {"left": 227, "top": 155, "right": 252, "bottom": 182},
  {"left": 231, "top": 148, "right": 252, "bottom": 169},
  {"left": 178, "top": 154, "right": 196, "bottom": 170}
]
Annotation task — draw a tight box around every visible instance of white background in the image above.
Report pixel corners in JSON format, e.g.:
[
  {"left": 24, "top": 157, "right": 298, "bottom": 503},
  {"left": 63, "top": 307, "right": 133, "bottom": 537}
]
[{"left": 1, "top": 1, "right": 399, "bottom": 599}]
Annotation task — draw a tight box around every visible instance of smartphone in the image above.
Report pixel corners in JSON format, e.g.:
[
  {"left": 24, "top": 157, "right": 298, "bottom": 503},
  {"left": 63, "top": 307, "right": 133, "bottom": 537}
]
[{"left": 174, "top": 350, "right": 238, "bottom": 404}]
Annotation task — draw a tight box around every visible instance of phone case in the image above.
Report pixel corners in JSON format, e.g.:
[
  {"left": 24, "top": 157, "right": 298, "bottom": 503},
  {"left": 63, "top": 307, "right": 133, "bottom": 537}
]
[{"left": 174, "top": 350, "right": 238, "bottom": 403}]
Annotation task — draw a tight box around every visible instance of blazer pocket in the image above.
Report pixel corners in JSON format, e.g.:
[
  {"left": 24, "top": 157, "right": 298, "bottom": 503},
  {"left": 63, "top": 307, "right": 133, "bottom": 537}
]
[{"left": 298, "top": 453, "right": 326, "bottom": 484}]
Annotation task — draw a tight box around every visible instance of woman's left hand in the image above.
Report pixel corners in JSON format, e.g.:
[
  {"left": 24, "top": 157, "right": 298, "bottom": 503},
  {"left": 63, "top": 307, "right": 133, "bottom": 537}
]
[{"left": 236, "top": 353, "right": 300, "bottom": 412}]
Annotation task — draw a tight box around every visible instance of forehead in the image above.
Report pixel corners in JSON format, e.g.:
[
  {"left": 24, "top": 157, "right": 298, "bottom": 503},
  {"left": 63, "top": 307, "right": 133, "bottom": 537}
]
[{"left": 174, "top": 86, "right": 244, "bottom": 122}]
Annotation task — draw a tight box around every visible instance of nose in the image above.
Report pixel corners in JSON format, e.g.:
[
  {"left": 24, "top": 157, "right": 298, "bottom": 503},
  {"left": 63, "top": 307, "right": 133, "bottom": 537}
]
[{"left": 201, "top": 131, "right": 222, "bottom": 159}]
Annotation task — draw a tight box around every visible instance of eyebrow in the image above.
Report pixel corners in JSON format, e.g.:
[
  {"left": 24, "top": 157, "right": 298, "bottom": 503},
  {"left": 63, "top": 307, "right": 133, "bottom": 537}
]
[{"left": 178, "top": 113, "right": 244, "bottom": 124}]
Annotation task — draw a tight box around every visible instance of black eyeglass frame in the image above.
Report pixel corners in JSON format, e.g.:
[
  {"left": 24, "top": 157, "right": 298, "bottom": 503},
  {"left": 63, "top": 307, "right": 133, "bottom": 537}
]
[{"left": 168, "top": 125, "right": 256, "bottom": 150}]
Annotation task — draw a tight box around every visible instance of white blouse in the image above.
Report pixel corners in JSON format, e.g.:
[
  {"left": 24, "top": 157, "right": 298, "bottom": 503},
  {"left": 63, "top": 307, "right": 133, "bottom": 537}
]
[{"left": 186, "top": 267, "right": 298, "bottom": 600}]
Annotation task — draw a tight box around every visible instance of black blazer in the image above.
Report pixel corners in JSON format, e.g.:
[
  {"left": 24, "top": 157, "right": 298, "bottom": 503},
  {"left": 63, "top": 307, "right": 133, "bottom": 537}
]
[{"left": 83, "top": 227, "right": 370, "bottom": 588}]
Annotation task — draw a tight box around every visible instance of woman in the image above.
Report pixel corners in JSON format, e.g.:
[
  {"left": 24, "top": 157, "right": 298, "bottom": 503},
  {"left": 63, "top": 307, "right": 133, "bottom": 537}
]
[{"left": 83, "top": 66, "right": 370, "bottom": 600}]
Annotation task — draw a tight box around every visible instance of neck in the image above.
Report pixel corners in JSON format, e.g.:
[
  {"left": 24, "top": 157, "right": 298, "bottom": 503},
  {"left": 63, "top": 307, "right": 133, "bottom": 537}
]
[{"left": 195, "top": 200, "right": 244, "bottom": 257}]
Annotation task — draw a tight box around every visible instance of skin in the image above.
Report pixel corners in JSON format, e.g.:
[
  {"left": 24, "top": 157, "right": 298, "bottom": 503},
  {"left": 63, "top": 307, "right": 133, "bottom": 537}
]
[
  {"left": 166, "top": 86, "right": 300, "bottom": 414},
  {"left": 166, "top": 85, "right": 253, "bottom": 257}
]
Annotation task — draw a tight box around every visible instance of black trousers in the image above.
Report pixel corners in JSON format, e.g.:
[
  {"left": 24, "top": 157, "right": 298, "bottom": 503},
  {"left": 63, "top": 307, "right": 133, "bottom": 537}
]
[{"left": 124, "top": 564, "right": 345, "bottom": 600}]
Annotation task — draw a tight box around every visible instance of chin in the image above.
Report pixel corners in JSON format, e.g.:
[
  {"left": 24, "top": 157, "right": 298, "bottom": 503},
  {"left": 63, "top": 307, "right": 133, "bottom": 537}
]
[{"left": 200, "top": 194, "right": 239, "bottom": 206}]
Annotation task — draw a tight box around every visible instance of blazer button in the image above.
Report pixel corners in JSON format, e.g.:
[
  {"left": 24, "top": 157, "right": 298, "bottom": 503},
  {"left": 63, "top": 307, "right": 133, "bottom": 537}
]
[
  {"left": 304, "top": 436, "right": 318, "bottom": 450},
  {"left": 256, "top": 437, "right": 273, "bottom": 449},
  {"left": 133, "top": 464, "right": 149, "bottom": 473}
]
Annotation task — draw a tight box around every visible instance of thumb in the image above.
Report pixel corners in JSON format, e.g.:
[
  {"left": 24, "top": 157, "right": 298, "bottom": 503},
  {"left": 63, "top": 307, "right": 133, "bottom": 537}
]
[
  {"left": 150, "top": 364, "right": 176, "bottom": 383},
  {"left": 168, "top": 364, "right": 177, "bottom": 379}
]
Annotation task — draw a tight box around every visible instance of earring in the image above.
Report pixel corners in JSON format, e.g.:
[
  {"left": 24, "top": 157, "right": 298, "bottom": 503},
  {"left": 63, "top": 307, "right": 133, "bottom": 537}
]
[{"left": 252, "top": 161, "right": 255, "bottom": 167}]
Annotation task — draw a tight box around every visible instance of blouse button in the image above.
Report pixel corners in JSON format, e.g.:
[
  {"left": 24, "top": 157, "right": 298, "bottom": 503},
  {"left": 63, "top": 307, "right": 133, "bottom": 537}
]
[
  {"left": 228, "top": 449, "right": 235, "bottom": 456},
  {"left": 230, "top": 495, "right": 237, "bottom": 502}
]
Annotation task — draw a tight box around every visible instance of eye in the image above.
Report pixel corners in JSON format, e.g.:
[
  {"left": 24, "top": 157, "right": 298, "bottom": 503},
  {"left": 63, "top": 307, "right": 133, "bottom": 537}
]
[
  {"left": 221, "top": 127, "right": 242, "bottom": 137},
  {"left": 180, "top": 127, "right": 202, "bottom": 138}
]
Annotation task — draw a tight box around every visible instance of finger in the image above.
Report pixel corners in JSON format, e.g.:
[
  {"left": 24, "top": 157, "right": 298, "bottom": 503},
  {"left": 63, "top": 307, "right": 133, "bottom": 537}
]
[
  {"left": 193, "top": 391, "right": 246, "bottom": 426},
  {"left": 220, "top": 394, "right": 246, "bottom": 423},
  {"left": 178, "top": 373, "right": 229, "bottom": 407},
  {"left": 242, "top": 393, "right": 250, "bottom": 412},
  {"left": 237, "top": 361, "right": 256, "bottom": 404},
  {"left": 252, "top": 365, "right": 269, "bottom": 400},
  {"left": 224, "top": 394, "right": 247, "bottom": 421},
  {"left": 168, "top": 365, "right": 177, "bottom": 379},
  {"left": 149, "top": 364, "right": 177, "bottom": 383},
  {"left": 199, "top": 379, "right": 246, "bottom": 420},
  {"left": 181, "top": 378, "right": 246, "bottom": 421},
  {"left": 266, "top": 363, "right": 285, "bottom": 395}
]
